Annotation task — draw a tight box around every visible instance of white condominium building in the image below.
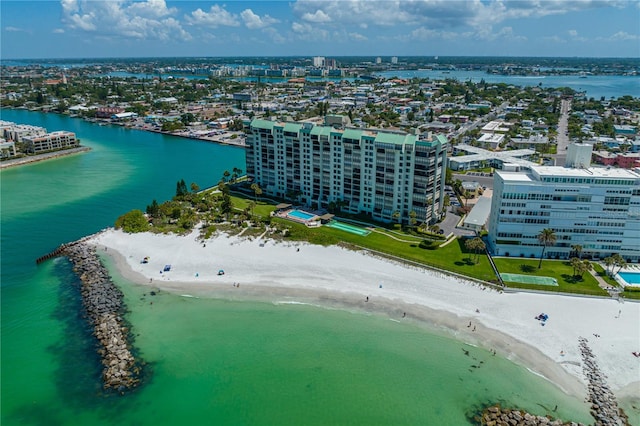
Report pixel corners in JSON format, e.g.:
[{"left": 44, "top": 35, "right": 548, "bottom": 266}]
[
  {"left": 488, "top": 166, "right": 640, "bottom": 262},
  {"left": 23, "top": 131, "right": 78, "bottom": 153},
  {"left": 246, "top": 118, "right": 447, "bottom": 224}
]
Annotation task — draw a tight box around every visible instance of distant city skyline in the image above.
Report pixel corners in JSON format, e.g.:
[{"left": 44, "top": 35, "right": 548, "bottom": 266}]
[{"left": 2, "top": 0, "right": 639, "bottom": 59}]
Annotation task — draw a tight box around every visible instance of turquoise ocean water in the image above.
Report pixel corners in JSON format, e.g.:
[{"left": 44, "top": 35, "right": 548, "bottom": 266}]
[{"left": 0, "top": 109, "right": 593, "bottom": 425}]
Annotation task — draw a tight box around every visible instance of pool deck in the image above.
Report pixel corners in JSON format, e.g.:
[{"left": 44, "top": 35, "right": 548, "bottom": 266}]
[
  {"left": 275, "top": 208, "right": 322, "bottom": 227},
  {"left": 615, "top": 267, "right": 640, "bottom": 288}
]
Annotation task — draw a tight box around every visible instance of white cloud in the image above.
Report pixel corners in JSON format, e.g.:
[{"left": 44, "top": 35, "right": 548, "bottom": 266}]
[
  {"left": 568, "top": 29, "right": 578, "bottom": 37},
  {"left": 53, "top": 28, "right": 65, "bottom": 34},
  {"left": 60, "top": 0, "right": 191, "bottom": 41},
  {"left": 408, "top": 27, "right": 440, "bottom": 41},
  {"left": 291, "top": 21, "right": 328, "bottom": 41},
  {"left": 292, "top": 22, "right": 313, "bottom": 34},
  {"left": 348, "top": 32, "right": 367, "bottom": 42},
  {"left": 5, "top": 26, "right": 24, "bottom": 32},
  {"left": 187, "top": 5, "right": 240, "bottom": 28},
  {"left": 301, "top": 10, "right": 331, "bottom": 23},
  {"left": 263, "top": 27, "right": 286, "bottom": 44},
  {"left": 241, "top": 9, "right": 279, "bottom": 30},
  {"left": 127, "top": 0, "right": 175, "bottom": 19},
  {"left": 292, "top": 0, "right": 635, "bottom": 32},
  {"left": 605, "top": 31, "right": 640, "bottom": 41}
]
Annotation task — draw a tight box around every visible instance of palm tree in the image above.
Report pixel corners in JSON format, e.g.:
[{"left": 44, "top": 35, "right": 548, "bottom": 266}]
[
  {"left": 392, "top": 210, "right": 401, "bottom": 225},
  {"left": 537, "top": 228, "right": 557, "bottom": 269},
  {"left": 603, "top": 256, "right": 616, "bottom": 276},
  {"left": 409, "top": 210, "right": 417, "bottom": 229},
  {"left": 571, "top": 244, "right": 583, "bottom": 259},
  {"left": 465, "top": 237, "right": 486, "bottom": 264},
  {"left": 570, "top": 257, "right": 582, "bottom": 277},
  {"left": 580, "top": 260, "right": 592, "bottom": 278},
  {"left": 250, "top": 183, "right": 262, "bottom": 202},
  {"left": 463, "top": 191, "right": 472, "bottom": 207},
  {"left": 612, "top": 253, "right": 627, "bottom": 275}
]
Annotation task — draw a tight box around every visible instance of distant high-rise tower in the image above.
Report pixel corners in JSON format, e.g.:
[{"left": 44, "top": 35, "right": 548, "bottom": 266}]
[
  {"left": 391, "top": 57, "right": 398, "bottom": 64},
  {"left": 375, "top": 57, "right": 382, "bottom": 64},
  {"left": 324, "top": 58, "right": 336, "bottom": 69},
  {"left": 313, "top": 56, "right": 325, "bottom": 67}
]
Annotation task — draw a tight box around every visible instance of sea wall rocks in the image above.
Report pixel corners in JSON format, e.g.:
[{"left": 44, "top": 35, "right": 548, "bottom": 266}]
[
  {"left": 578, "top": 337, "right": 628, "bottom": 426},
  {"left": 63, "top": 243, "right": 141, "bottom": 392},
  {"left": 475, "top": 404, "right": 584, "bottom": 425}
]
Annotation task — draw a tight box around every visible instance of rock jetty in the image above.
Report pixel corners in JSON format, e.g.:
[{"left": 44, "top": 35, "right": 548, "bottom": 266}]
[
  {"left": 63, "top": 243, "right": 141, "bottom": 392},
  {"left": 578, "top": 337, "right": 628, "bottom": 425},
  {"left": 475, "top": 403, "right": 584, "bottom": 425}
]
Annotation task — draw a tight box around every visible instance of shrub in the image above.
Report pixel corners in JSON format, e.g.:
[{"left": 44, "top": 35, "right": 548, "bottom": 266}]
[
  {"left": 115, "top": 210, "right": 149, "bottom": 233},
  {"left": 419, "top": 240, "right": 439, "bottom": 250}
]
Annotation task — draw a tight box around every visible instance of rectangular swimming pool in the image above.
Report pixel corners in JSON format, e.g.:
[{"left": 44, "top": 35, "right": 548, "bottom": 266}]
[
  {"left": 287, "top": 209, "right": 316, "bottom": 221},
  {"left": 617, "top": 271, "right": 640, "bottom": 286},
  {"left": 325, "top": 220, "right": 370, "bottom": 236}
]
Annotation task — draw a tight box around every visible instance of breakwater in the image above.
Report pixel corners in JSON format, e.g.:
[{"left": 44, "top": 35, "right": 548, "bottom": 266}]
[
  {"left": 475, "top": 404, "right": 584, "bottom": 425},
  {"left": 578, "top": 337, "right": 628, "bottom": 425},
  {"left": 63, "top": 243, "right": 142, "bottom": 392}
]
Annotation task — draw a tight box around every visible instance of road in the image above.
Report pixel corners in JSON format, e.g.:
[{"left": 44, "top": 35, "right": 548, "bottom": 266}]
[{"left": 552, "top": 98, "right": 572, "bottom": 166}]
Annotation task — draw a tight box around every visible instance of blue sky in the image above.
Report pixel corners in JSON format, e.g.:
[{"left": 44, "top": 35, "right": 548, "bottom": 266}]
[{"left": 2, "top": 1, "right": 639, "bottom": 59}]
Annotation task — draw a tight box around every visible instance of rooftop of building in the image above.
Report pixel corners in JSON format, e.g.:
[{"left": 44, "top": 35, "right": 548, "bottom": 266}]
[
  {"left": 450, "top": 144, "right": 538, "bottom": 168},
  {"left": 250, "top": 118, "right": 446, "bottom": 147},
  {"left": 497, "top": 165, "right": 640, "bottom": 182},
  {"left": 533, "top": 165, "right": 640, "bottom": 178}
]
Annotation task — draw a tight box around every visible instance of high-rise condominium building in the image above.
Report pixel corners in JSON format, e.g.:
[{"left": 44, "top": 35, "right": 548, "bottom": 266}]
[
  {"left": 246, "top": 118, "right": 448, "bottom": 224},
  {"left": 488, "top": 166, "right": 640, "bottom": 262}
]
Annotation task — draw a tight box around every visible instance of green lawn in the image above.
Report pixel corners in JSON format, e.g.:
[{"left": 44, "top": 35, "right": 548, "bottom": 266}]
[
  {"left": 272, "top": 217, "right": 498, "bottom": 283},
  {"left": 493, "top": 258, "right": 607, "bottom": 296},
  {"left": 592, "top": 263, "right": 618, "bottom": 287},
  {"left": 221, "top": 192, "right": 614, "bottom": 297},
  {"left": 230, "top": 196, "right": 275, "bottom": 218}
]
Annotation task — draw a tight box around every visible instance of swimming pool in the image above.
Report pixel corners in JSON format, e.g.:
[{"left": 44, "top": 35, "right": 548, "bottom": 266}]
[
  {"left": 287, "top": 209, "right": 316, "bottom": 221},
  {"left": 326, "top": 220, "right": 370, "bottom": 236},
  {"left": 617, "top": 271, "right": 640, "bottom": 286}
]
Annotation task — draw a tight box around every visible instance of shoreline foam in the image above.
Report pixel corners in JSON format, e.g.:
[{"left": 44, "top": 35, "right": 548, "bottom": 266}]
[{"left": 89, "top": 228, "right": 640, "bottom": 403}]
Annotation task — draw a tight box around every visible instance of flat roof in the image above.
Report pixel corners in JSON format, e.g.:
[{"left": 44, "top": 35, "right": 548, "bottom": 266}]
[
  {"left": 532, "top": 165, "right": 640, "bottom": 179},
  {"left": 463, "top": 196, "right": 492, "bottom": 227},
  {"left": 496, "top": 171, "right": 535, "bottom": 182}
]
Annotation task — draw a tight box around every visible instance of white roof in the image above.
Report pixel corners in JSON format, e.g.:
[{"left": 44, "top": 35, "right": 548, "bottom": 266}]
[
  {"left": 463, "top": 197, "right": 492, "bottom": 227},
  {"left": 532, "top": 165, "right": 640, "bottom": 179}
]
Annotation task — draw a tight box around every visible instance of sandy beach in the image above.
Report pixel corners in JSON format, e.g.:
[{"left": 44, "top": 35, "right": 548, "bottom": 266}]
[{"left": 90, "top": 228, "right": 640, "bottom": 404}]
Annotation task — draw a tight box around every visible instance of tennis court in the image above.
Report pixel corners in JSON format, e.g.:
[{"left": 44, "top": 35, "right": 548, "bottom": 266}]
[{"left": 500, "top": 273, "right": 558, "bottom": 286}]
